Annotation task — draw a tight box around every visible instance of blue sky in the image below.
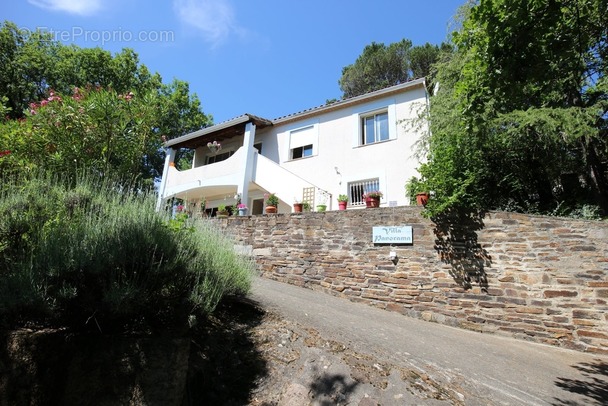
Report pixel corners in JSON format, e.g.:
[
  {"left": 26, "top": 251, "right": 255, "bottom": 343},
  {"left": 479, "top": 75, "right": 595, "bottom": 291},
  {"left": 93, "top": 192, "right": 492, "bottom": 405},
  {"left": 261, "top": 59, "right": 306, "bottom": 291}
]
[{"left": 2, "top": 0, "right": 464, "bottom": 124}]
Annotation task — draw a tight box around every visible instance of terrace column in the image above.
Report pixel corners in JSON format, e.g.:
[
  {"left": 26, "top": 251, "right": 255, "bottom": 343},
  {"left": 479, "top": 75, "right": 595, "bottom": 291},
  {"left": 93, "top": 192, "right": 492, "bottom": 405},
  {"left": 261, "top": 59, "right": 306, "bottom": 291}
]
[
  {"left": 156, "top": 147, "right": 176, "bottom": 211},
  {"left": 238, "top": 122, "right": 256, "bottom": 207}
]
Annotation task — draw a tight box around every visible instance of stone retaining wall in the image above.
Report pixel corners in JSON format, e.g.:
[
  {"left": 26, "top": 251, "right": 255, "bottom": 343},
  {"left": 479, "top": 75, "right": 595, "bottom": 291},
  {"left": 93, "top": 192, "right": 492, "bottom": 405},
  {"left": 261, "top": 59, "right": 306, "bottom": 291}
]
[{"left": 218, "top": 207, "right": 608, "bottom": 354}]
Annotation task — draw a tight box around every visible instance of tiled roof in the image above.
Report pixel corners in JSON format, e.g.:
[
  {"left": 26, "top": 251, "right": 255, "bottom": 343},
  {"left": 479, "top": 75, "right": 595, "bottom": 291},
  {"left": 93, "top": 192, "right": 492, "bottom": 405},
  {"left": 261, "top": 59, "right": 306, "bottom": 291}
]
[
  {"left": 271, "top": 78, "right": 426, "bottom": 124},
  {"left": 164, "top": 113, "right": 272, "bottom": 148}
]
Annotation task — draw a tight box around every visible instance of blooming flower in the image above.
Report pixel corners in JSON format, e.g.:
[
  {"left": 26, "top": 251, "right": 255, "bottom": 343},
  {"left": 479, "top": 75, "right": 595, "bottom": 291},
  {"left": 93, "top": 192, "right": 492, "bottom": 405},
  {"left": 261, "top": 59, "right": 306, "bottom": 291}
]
[{"left": 362, "top": 191, "right": 383, "bottom": 199}]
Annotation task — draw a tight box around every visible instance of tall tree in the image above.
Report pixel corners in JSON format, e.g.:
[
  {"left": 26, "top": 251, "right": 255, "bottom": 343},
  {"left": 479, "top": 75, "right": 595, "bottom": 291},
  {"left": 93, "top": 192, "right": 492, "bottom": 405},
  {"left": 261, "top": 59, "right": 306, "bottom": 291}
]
[
  {"left": 0, "top": 20, "right": 211, "bottom": 184},
  {"left": 417, "top": 0, "right": 608, "bottom": 217},
  {"left": 339, "top": 39, "right": 446, "bottom": 98}
]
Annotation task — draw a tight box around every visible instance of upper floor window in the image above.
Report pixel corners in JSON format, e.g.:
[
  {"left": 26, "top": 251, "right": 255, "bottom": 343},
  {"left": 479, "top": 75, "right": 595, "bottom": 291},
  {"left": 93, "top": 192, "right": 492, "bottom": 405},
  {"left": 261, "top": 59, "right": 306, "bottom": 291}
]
[
  {"left": 361, "top": 111, "right": 389, "bottom": 145},
  {"left": 292, "top": 144, "right": 313, "bottom": 159},
  {"left": 289, "top": 125, "right": 316, "bottom": 160}
]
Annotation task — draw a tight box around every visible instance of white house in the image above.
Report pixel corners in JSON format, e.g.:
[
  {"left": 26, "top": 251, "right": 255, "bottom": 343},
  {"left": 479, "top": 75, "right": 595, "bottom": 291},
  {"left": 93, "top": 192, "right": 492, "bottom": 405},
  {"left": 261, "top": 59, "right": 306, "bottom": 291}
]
[{"left": 156, "top": 78, "right": 428, "bottom": 216}]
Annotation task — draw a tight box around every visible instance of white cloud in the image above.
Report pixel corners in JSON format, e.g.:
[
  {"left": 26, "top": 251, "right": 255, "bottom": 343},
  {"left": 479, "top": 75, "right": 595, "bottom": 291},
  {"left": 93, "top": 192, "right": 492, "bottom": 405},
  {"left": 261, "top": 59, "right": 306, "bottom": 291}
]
[
  {"left": 28, "top": 0, "right": 102, "bottom": 16},
  {"left": 173, "top": 0, "right": 241, "bottom": 46}
]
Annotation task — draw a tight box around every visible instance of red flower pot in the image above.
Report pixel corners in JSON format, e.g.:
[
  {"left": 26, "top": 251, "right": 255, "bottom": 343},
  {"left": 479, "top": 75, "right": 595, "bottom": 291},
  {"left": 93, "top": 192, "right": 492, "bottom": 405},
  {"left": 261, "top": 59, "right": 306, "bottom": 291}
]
[
  {"left": 338, "top": 201, "right": 347, "bottom": 211},
  {"left": 265, "top": 205, "right": 277, "bottom": 214},
  {"left": 365, "top": 197, "right": 380, "bottom": 208},
  {"left": 416, "top": 193, "right": 430, "bottom": 206}
]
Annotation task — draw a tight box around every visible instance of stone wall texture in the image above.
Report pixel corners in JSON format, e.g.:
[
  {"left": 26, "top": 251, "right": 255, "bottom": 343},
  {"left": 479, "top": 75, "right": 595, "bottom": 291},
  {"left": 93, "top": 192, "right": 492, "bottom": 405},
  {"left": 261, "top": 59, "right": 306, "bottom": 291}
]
[{"left": 218, "top": 207, "right": 608, "bottom": 354}]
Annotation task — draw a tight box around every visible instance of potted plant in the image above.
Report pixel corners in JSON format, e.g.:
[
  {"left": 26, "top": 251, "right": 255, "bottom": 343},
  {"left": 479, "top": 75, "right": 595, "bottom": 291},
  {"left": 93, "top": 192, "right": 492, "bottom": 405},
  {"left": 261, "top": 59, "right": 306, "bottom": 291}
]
[
  {"left": 216, "top": 204, "right": 229, "bottom": 217},
  {"left": 416, "top": 192, "right": 430, "bottom": 206},
  {"left": 337, "top": 194, "right": 348, "bottom": 210},
  {"left": 265, "top": 193, "right": 279, "bottom": 214},
  {"left": 405, "top": 176, "right": 430, "bottom": 206},
  {"left": 362, "top": 191, "right": 383, "bottom": 208},
  {"left": 237, "top": 203, "right": 248, "bottom": 216},
  {"left": 207, "top": 141, "right": 222, "bottom": 154},
  {"left": 302, "top": 201, "right": 311, "bottom": 212},
  {"left": 316, "top": 193, "right": 328, "bottom": 212},
  {"left": 293, "top": 198, "right": 303, "bottom": 213}
]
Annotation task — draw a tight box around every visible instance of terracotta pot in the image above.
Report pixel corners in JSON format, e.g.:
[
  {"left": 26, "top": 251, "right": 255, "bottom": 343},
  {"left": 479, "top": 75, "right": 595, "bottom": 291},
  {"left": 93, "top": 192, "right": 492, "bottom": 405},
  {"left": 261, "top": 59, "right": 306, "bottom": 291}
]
[
  {"left": 338, "top": 201, "right": 347, "bottom": 210},
  {"left": 365, "top": 197, "right": 380, "bottom": 208},
  {"left": 293, "top": 203, "right": 303, "bottom": 213},
  {"left": 416, "top": 192, "right": 430, "bottom": 206},
  {"left": 265, "top": 205, "right": 277, "bottom": 214}
]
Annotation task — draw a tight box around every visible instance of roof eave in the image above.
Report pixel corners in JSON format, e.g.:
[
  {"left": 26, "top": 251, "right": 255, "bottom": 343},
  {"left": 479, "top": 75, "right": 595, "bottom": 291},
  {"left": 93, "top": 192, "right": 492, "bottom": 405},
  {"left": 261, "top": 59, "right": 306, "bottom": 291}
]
[
  {"left": 164, "top": 114, "right": 272, "bottom": 149},
  {"left": 272, "top": 78, "right": 427, "bottom": 125}
]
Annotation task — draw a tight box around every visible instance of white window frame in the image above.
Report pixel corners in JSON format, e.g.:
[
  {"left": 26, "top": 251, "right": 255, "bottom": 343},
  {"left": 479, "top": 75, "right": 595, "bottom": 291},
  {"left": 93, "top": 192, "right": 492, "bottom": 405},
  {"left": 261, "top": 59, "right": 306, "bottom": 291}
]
[
  {"left": 291, "top": 144, "right": 314, "bottom": 160},
  {"left": 352, "top": 102, "right": 397, "bottom": 148},
  {"left": 288, "top": 124, "right": 318, "bottom": 161},
  {"left": 361, "top": 110, "right": 389, "bottom": 145}
]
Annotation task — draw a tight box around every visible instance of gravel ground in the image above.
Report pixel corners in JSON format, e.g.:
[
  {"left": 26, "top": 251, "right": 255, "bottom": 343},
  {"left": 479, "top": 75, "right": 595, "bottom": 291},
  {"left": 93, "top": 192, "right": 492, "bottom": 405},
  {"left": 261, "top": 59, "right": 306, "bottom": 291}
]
[{"left": 192, "top": 296, "right": 462, "bottom": 405}]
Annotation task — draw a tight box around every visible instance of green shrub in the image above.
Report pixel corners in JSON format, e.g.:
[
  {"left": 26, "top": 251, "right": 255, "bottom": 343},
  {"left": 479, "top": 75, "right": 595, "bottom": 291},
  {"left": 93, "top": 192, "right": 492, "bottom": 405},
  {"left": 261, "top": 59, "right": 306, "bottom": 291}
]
[{"left": 0, "top": 174, "right": 254, "bottom": 333}]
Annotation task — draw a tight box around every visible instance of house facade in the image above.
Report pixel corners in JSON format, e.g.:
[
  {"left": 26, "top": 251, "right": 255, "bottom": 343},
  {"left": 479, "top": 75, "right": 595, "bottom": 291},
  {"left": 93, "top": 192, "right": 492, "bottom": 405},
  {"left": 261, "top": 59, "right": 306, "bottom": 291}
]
[{"left": 156, "top": 78, "right": 428, "bottom": 216}]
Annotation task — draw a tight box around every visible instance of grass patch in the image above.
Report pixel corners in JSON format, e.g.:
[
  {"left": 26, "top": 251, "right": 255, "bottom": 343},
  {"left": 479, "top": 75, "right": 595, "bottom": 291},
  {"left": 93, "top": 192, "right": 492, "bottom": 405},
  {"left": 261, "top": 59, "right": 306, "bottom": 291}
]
[{"left": 0, "top": 173, "right": 254, "bottom": 333}]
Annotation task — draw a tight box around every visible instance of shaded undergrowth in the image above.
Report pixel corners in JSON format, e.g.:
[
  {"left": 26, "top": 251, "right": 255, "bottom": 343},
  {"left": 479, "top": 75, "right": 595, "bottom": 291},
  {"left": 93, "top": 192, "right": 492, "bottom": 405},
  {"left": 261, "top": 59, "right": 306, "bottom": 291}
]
[{"left": 184, "top": 296, "right": 269, "bottom": 405}]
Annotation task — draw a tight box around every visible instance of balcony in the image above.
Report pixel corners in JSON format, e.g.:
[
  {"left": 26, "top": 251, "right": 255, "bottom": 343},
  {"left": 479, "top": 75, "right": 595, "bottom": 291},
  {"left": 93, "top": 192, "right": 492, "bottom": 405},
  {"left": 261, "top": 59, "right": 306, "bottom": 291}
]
[{"left": 163, "top": 147, "right": 246, "bottom": 199}]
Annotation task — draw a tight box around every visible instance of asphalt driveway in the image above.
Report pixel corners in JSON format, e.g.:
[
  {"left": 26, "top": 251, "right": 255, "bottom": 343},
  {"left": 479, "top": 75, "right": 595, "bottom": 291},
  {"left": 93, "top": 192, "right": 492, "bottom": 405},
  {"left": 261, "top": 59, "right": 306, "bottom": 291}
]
[{"left": 249, "top": 277, "right": 608, "bottom": 405}]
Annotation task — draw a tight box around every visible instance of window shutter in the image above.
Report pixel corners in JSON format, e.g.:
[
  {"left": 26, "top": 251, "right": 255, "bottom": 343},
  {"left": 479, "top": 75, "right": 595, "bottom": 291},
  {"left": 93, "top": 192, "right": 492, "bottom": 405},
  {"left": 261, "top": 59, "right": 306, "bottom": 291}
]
[{"left": 289, "top": 126, "right": 315, "bottom": 149}]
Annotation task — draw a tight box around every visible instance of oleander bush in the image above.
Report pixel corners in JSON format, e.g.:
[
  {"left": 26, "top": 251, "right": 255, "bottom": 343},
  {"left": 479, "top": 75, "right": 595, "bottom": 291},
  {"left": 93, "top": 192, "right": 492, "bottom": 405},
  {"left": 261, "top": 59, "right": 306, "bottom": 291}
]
[{"left": 0, "top": 174, "right": 254, "bottom": 333}]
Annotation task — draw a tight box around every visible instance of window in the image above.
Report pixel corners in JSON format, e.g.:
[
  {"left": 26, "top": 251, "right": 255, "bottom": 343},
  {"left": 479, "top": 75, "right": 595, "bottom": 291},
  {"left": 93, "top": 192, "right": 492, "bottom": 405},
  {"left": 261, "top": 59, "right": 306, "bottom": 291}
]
[
  {"left": 348, "top": 178, "right": 380, "bottom": 206},
  {"left": 289, "top": 125, "right": 316, "bottom": 160},
  {"left": 207, "top": 150, "right": 234, "bottom": 164},
  {"left": 291, "top": 144, "right": 313, "bottom": 159},
  {"left": 361, "top": 111, "right": 388, "bottom": 145}
]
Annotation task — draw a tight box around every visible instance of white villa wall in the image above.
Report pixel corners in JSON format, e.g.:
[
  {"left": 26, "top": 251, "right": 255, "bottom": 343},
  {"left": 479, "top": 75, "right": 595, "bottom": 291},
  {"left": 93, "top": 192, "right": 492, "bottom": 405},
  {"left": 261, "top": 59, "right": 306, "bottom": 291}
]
[
  {"left": 159, "top": 81, "right": 428, "bottom": 212},
  {"left": 256, "top": 86, "right": 427, "bottom": 207}
]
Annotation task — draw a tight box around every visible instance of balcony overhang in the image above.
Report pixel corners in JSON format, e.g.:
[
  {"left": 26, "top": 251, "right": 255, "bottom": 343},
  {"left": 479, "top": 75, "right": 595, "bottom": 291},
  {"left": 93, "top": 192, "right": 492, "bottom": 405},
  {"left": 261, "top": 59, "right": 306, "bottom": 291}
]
[{"left": 164, "top": 113, "right": 273, "bottom": 150}]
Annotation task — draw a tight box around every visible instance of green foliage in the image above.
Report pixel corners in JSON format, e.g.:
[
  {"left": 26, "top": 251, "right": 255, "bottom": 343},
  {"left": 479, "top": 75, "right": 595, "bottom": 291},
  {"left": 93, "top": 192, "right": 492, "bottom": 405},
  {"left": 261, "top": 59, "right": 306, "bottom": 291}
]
[
  {"left": 339, "top": 39, "right": 447, "bottom": 98},
  {"left": 0, "top": 174, "right": 254, "bottom": 333},
  {"left": 337, "top": 194, "right": 348, "bottom": 202},
  {"left": 0, "top": 87, "right": 159, "bottom": 186},
  {"left": 265, "top": 193, "right": 279, "bottom": 206},
  {"left": 417, "top": 0, "right": 608, "bottom": 218},
  {"left": 405, "top": 177, "right": 427, "bottom": 205},
  {"left": 0, "top": 20, "right": 211, "bottom": 185},
  {"left": 0, "top": 84, "right": 210, "bottom": 186}
]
